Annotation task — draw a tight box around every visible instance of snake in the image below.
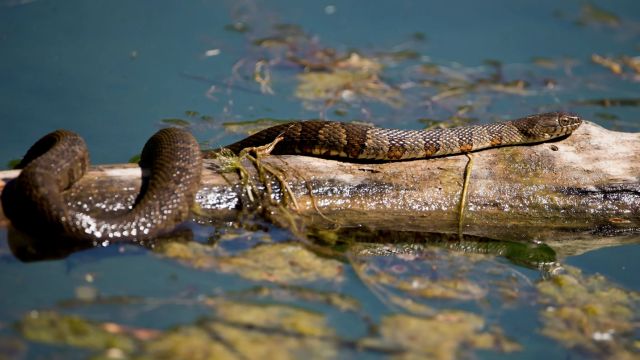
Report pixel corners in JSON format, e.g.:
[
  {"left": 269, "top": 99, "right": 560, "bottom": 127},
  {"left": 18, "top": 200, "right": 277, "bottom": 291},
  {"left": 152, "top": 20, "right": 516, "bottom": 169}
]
[
  {"left": 1, "top": 112, "right": 581, "bottom": 243},
  {"left": 1, "top": 128, "right": 202, "bottom": 243}
]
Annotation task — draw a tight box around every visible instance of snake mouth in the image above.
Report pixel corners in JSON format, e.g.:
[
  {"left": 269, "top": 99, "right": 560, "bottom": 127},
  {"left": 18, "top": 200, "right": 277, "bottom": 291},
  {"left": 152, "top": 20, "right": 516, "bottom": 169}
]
[
  {"left": 537, "top": 112, "right": 583, "bottom": 137},
  {"left": 559, "top": 115, "right": 582, "bottom": 136},
  {"left": 557, "top": 113, "right": 582, "bottom": 130}
]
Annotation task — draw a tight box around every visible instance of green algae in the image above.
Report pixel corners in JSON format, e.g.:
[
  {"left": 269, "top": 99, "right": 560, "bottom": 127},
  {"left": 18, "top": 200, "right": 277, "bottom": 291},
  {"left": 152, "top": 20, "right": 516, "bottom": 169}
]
[
  {"left": 160, "top": 118, "right": 191, "bottom": 127},
  {"left": 217, "top": 242, "right": 344, "bottom": 283},
  {"left": 531, "top": 56, "right": 558, "bottom": 69},
  {"left": 418, "top": 115, "right": 474, "bottom": 129},
  {"left": 577, "top": 4, "right": 621, "bottom": 27},
  {"left": 213, "top": 300, "right": 334, "bottom": 337},
  {"left": 361, "top": 312, "right": 520, "bottom": 360},
  {"left": 156, "top": 241, "right": 344, "bottom": 284},
  {"left": 142, "top": 301, "right": 337, "bottom": 360},
  {"left": 15, "top": 255, "right": 638, "bottom": 359},
  {"left": 6, "top": 158, "right": 21, "bottom": 169},
  {"left": 155, "top": 240, "right": 218, "bottom": 269},
  {"left": 376, "top": 49, "right": 421, "bottom": 61},
  {"left": 311, "top": 227, "right": 556, "bottom": 269},
  {"left": 573, "top": 98, "right": 640, "bottom": 107},
  {"left": 348, "top": 241, "right": 536, "bottom": 308},
  {"left": 222, "top": 118, "right": 292, "bottom": 135},
  {"left": 140, "top": 326, "right": 231, "bottom": 360},
  {"left": 226, "top": 285, "right": 361, "bottom": 312},
  {"left": 394, "top": 276, "right": 486, "bottom": 300},
  {"left": 16, "top": 303, "right": 339, "bottom": 360},
  {"left": 537, "top": 265, "right": 640, "bottom": 359},
  {"left": 19, "top": 311, "right": 135, "bottom": 352},
  {"left": 296, "top": 68, "right": 404, "bottom": 108}
]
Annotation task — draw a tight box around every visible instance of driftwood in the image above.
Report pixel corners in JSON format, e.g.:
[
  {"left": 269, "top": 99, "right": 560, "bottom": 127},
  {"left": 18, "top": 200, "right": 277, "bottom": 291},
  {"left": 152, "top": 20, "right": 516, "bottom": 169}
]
[{"left": 1, "top": 121, "right": 639, "bottom": 257}]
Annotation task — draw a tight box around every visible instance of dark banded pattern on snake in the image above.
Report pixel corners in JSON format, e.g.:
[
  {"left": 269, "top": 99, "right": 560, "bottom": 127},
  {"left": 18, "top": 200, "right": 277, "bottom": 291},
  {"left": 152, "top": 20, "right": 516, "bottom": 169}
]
[
  {"left": 1, "top": 112, "right": 581, "bottom": 243},
  {"left": 220, "top": 112, "right": 582, "bottom": 160}
]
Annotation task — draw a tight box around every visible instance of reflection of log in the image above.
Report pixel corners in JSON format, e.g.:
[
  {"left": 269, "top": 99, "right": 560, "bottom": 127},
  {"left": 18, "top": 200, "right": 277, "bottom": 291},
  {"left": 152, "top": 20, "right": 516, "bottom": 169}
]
[{"left": 1, "top": 122, "right": 639, "bottom": 256}]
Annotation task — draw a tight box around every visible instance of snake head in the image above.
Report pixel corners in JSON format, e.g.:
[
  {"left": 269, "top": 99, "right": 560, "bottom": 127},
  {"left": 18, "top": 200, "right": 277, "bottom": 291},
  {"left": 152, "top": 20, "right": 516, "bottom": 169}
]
[{"left": 516, "top": 112, "right": 582, "bottom": 140}]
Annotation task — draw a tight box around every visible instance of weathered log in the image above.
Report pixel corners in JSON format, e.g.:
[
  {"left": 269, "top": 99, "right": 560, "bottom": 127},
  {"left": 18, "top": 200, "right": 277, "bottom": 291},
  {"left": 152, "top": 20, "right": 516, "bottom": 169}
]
[{"left": 1, "top": 121, "right": 639, "bottom": 256}]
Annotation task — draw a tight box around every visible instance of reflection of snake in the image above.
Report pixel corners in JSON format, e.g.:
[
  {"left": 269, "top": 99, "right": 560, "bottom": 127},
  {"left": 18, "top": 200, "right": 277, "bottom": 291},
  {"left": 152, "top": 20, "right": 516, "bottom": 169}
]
[{"left": 2, "top": 112, "right": 581, "bottom": 242}]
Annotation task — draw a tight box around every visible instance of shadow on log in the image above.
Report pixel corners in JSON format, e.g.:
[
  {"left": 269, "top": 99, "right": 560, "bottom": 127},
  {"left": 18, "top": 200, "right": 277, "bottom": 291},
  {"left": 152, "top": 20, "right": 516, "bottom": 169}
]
[{"left": 1, "top": 122, "right": 639, "bottom": 258}]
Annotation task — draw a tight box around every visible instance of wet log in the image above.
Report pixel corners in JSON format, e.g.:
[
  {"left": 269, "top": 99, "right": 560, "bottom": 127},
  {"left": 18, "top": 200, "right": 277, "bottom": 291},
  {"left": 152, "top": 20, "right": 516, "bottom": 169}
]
[{"left": 1, "top": 121, "right": 639, "bottom": 256}]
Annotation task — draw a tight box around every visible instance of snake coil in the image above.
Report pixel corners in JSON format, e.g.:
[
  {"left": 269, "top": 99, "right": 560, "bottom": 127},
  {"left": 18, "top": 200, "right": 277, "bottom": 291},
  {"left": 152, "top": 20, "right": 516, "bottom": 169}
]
[{"left": 1, "top": 128, "right": 202, "bottom": 243}]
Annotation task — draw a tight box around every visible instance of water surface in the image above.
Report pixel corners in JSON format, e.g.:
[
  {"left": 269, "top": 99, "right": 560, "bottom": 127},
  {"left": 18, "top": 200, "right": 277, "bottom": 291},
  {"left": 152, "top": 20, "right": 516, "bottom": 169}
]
[{"left": 0, "top": 0, "right": 639, "bottom": 358}]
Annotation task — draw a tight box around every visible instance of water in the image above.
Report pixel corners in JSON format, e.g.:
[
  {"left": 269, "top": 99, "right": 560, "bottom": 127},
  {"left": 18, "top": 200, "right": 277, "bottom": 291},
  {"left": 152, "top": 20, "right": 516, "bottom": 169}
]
[{"left": 0, "top": 0, "right": 639, "bottom": 358}]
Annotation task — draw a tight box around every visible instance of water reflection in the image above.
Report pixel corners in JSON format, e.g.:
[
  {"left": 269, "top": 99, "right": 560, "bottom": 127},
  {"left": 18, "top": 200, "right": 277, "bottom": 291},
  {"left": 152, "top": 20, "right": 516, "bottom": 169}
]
[{"left": 7, "top": 218, "right": 556, "bottom": 271}]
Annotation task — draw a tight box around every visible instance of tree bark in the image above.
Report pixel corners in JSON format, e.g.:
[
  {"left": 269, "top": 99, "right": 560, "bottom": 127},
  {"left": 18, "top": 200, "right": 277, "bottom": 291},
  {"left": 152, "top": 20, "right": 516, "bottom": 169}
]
[{"left": 1, "top": 121, "right": 639, "bottom": 256}]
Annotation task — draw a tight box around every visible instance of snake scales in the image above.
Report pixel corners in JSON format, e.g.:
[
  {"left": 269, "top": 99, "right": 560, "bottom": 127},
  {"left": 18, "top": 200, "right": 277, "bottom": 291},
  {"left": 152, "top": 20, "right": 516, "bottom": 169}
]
[{"left": 1, "top": 112, "right": 581, "bottom": 243}]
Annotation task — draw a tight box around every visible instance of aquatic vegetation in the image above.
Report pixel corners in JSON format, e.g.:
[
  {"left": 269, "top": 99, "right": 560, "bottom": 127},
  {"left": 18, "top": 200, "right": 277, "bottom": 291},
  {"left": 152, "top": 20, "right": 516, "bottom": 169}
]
[
  {"left": 222, "top": 118, "right": 292, "bottom": 135},
  {"left": 166, "top": 4, "right": 640, "bottom": 133},
  {"left": 141, "top": 327, "right": 233, "bottom": 360},
  {"left": 212, "top": 300, "right": 335, "bottom": 337},
  {"left": 376, "top": 49, "right": 421, "bottom": 61},
  {"left": 5, "top": 158, "right": 20, "bottom": 169},
  {"left": 537, "top": 266, "right": 640, "bottom": 358},
  {"left": 348, "top": 240, "right": 539, "bottom": 311},
  {"left": 572, "top": 98, "right": 640, "bottom": 107},
  {"left": 19, "top": 311, "right": 135, "bottom": 352},
  {"left": 155, "top": 240, "right": 218, "bottom": 269},
  {"left": 418, "top": 115, "right": 475, "bottom": 129},
  {"left": 145, "top": 300, "right": 338, "bottom": 360},
  {"left": 393, "top": 275, "right": 487, "bottom": 300},
  {"left": 361, "top": 312, "right": 520, "bottom": 360},
  {"left": 591, "top": 54, "right": 640, "bottom": 80},
  {"left": 217, "top": 242, "right": 344, "bottom": 283},
  {"left": 160, "top": 118, "right": 191, "bottom": 127},
  {"left": 12, "top": 239, "right": 638, "bottom": 359},
  {"left": 576, "top": 4, "right": 621, "bottom": 27},
  {"left": 157, "top": 241, "right": 344, "bottom": 283},
  {"left": 17, "top": 303, "right": 338, "bottom": 359},
  {"left": 295, "top": 53, "right": 405, "bottom": 108},
  {"left": 531, "top": 56, "right": 559, "bottom": 69},
  {"left": 157, "top": 110, "right": 217, "bottom": 129},
  {"left": 225, "top": 285, "right": 361, "bottom": 312}
]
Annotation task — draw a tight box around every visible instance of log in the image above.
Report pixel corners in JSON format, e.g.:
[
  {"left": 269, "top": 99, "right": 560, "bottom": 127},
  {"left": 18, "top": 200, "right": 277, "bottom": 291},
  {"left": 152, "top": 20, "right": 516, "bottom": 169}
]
[{"left": 1, "top": 121, "right": 639, "bottom": 257}]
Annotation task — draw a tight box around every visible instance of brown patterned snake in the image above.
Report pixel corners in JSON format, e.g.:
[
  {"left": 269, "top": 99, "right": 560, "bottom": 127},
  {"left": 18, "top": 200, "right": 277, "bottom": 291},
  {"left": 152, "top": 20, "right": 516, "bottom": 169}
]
[{"left": 1, "top": 112, "right": 581, "bottom": 243}]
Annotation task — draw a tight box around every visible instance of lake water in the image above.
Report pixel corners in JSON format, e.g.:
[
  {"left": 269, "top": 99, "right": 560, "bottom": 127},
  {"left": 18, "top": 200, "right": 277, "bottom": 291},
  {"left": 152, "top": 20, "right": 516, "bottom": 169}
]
[{"left": 0, "top": 0, "right": 639, "bottom": 358}]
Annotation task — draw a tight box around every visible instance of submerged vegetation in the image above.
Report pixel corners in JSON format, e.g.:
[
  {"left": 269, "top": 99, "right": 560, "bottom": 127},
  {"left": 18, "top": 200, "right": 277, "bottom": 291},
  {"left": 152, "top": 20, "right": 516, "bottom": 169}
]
[
  {"left": 537, "top": 266, "right": 640, "bottom": 359},
  {"left": 12, "top": 236, "right": 639, "bottom": 359}
]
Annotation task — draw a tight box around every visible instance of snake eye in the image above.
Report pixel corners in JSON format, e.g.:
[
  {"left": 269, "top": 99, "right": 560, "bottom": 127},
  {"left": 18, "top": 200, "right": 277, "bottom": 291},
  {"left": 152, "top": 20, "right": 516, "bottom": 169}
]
[{"left": 558, "top": 114, "right": 579, "bottom": 127}]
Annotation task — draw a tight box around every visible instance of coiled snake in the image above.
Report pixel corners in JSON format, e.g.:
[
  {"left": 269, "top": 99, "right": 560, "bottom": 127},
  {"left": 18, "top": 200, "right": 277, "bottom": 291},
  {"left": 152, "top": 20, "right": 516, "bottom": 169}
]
[{"left": 1, "top": 112, "right": 581, "bottom": 243}]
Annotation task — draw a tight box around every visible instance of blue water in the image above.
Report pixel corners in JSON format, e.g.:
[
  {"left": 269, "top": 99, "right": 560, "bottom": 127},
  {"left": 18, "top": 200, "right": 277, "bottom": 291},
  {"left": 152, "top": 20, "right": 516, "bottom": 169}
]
[
  {"left": 2, "top": 0, "right": 639, "bottom": 164},
  {"left": 1, "top": 0, "right": 639, "bottom": 358}
]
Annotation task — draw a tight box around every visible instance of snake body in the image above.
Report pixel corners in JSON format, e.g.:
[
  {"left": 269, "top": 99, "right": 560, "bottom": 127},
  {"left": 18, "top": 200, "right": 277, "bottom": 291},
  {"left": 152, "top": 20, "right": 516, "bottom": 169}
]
[
  {"left": 223, "top": 112, "right": 582, "bottom": 160},
  {"left": 1, "top": 112, "right": 581, "bottom": 242},
  {"left": 2, "top": 128, "right": 202, "bottom": 243}
]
